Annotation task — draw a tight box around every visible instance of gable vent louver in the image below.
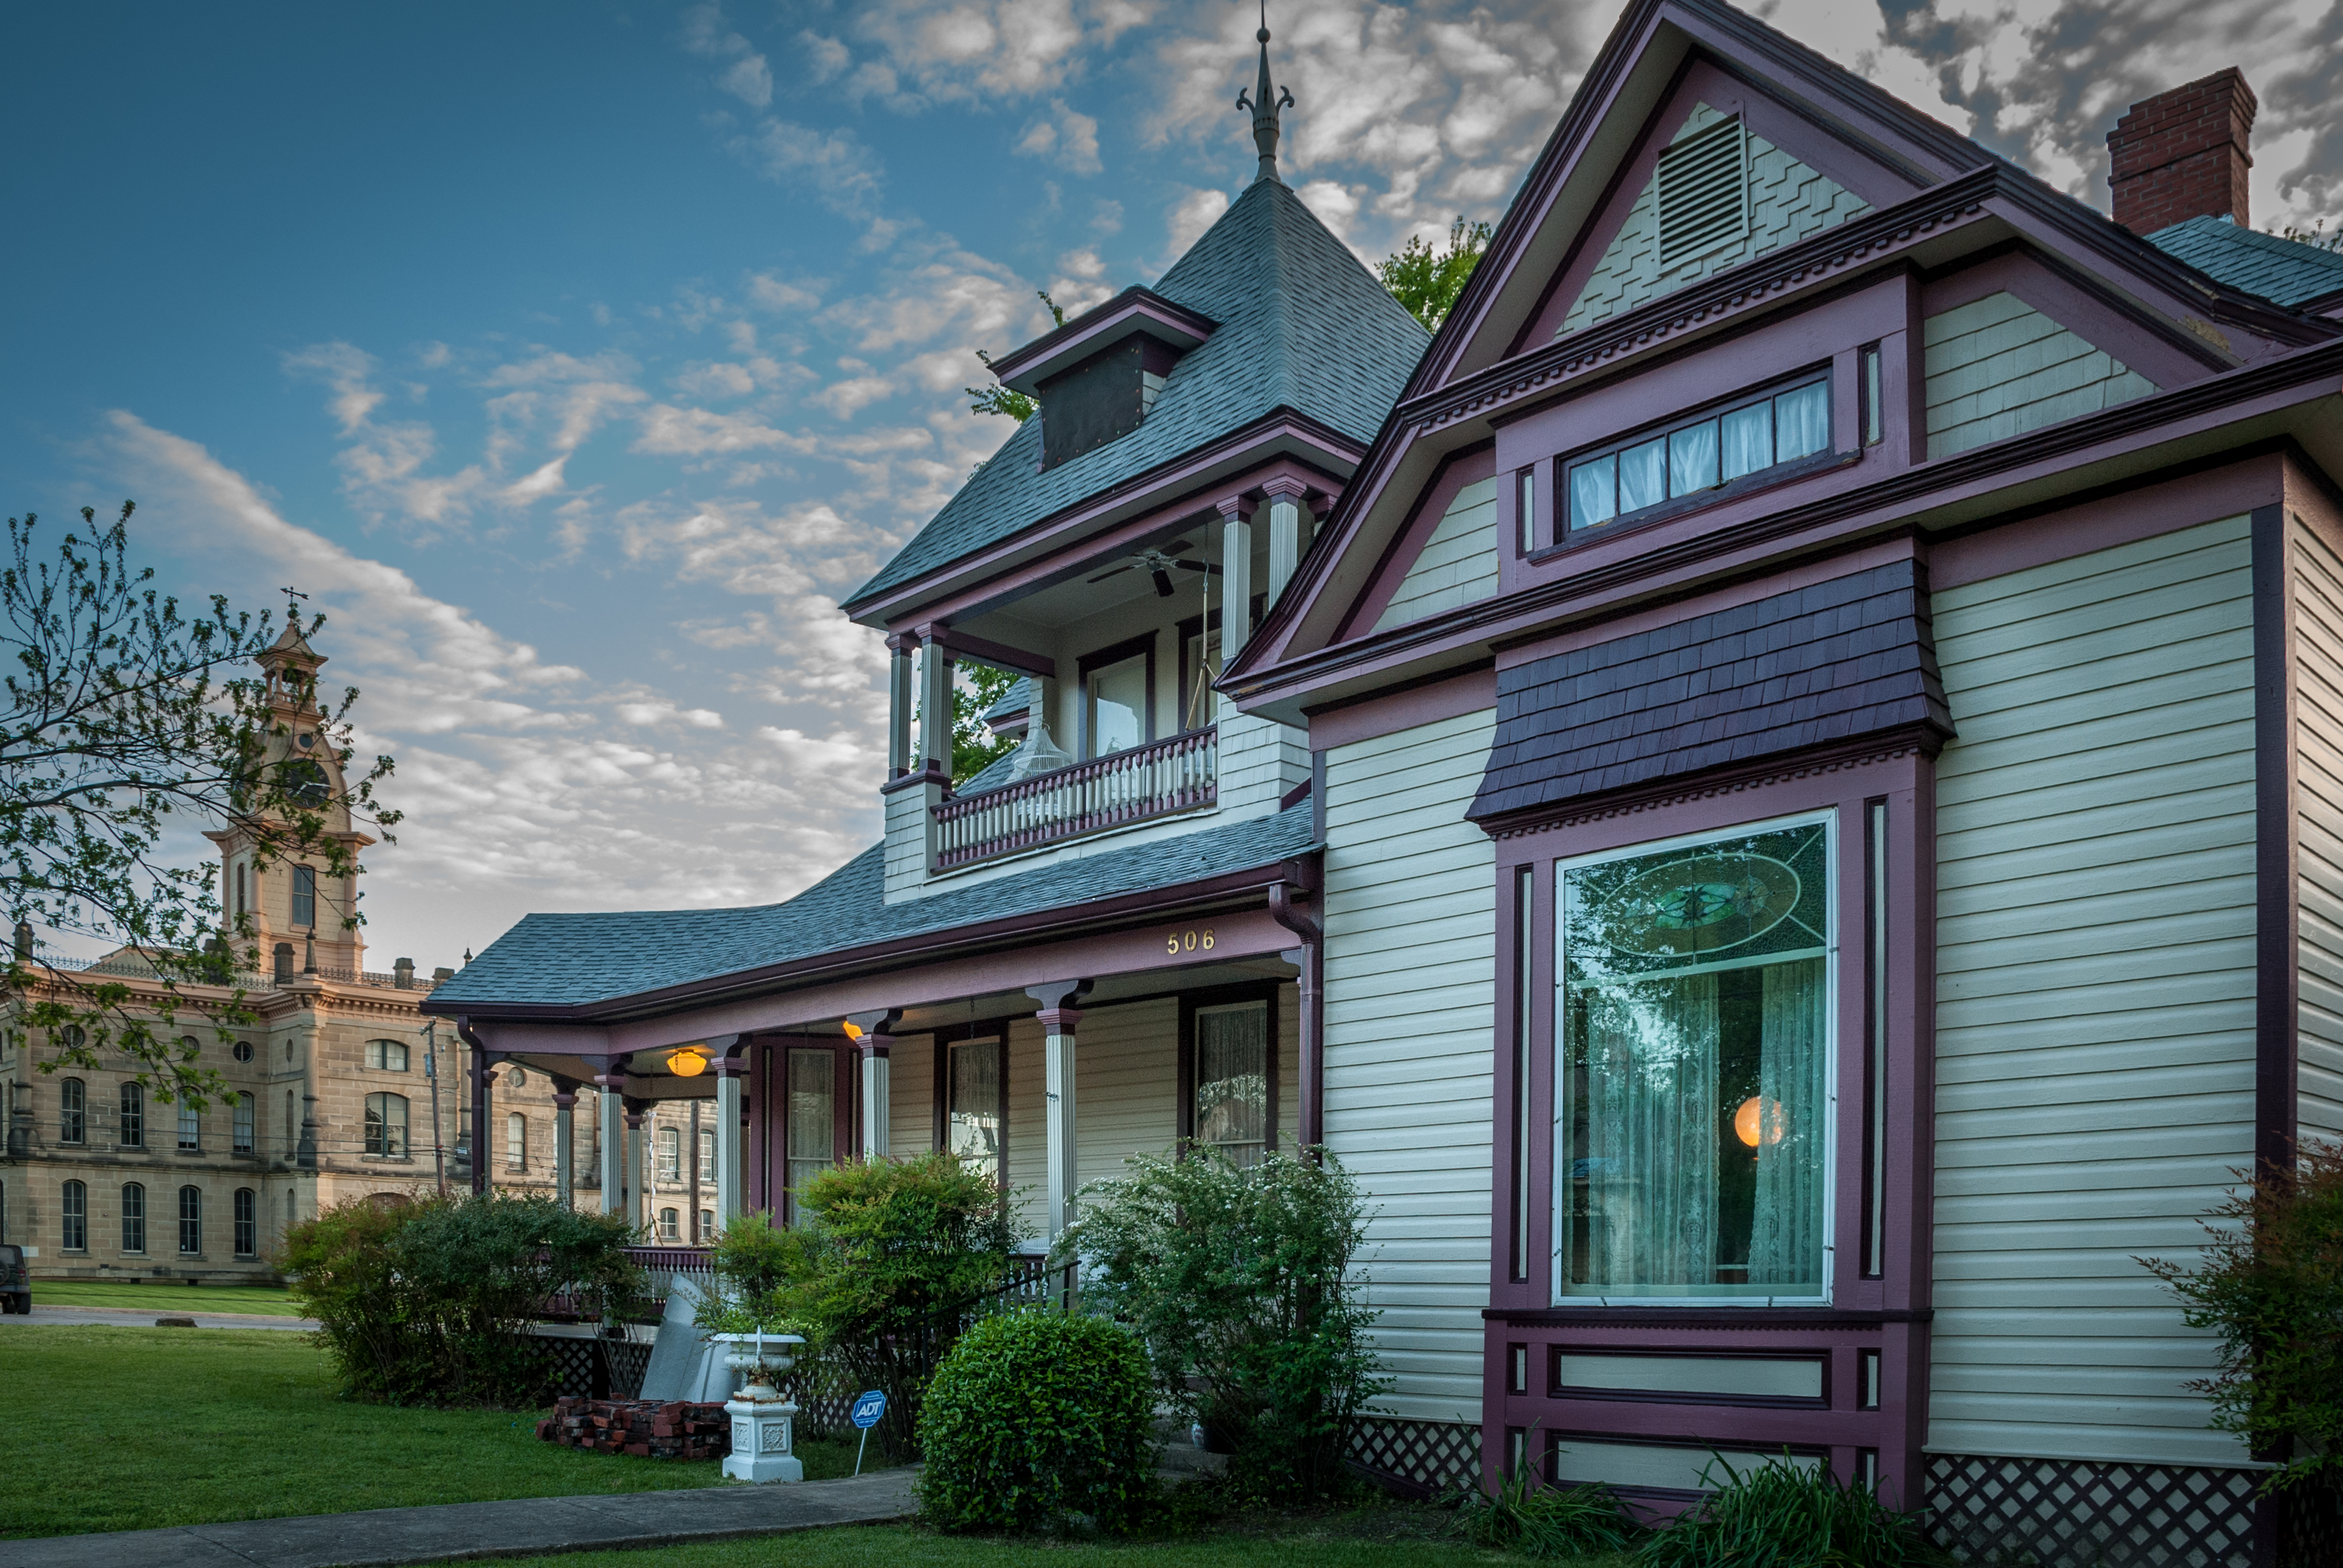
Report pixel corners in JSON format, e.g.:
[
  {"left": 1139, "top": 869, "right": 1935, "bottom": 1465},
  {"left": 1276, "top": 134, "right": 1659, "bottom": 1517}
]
[{"left": 1655, "top": 116, "right": 1749, "bottom": 270}]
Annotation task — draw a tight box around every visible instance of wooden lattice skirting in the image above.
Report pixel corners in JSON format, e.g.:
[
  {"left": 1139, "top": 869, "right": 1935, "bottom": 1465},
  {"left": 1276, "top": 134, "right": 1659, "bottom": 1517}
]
[
  {"left": 1345, "top": 1417, "right": 1483, "bottom": 1499},
  {"left": 1923, "top": 1452, "right": 2263, "bottom": 1568}
]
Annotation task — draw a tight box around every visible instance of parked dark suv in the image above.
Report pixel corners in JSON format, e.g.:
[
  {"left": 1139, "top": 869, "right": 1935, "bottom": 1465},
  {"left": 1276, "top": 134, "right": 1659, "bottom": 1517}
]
[{"left": 0, "top": 1245, "right": 27, "bottom": 1314}]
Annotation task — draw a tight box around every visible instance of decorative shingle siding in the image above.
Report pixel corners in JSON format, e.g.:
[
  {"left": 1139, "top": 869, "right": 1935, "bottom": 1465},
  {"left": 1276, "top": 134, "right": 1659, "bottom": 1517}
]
[
  {"left": 1922, "top": 292, "right": 2155, "bottom": 460},
  {"left": 1470, "top": 561, "right": 1951, "bottom": 822},
  {"left": 1930, "top": 514, "right": 2256, "bottom": 1467},
  {"left": 1559, "top": 103, "right": 1870, "bottom": 335},
  {"left": 1323, "top": 707, "right": 1496, "bottom": 1427},
  {"left": 2294, "top": 517, "right": 2343, "bottom": 1147},
  {"left": 1374, "top": 477, "right": 1499, "bottom": 632}
]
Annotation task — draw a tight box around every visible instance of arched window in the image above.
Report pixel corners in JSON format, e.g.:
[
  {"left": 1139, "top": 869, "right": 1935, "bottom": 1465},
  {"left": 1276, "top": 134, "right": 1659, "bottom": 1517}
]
[
  {"left": 697, "top": 1128, "right": 716, "bottom": 1183},
  {"left": 178, "top": 1186, "right": 202, "bottom": 1254},
  {"left": 119, "top": 1082, "right": 144, "bottom": 1149},
  {"left": 290, "top": 865, "right": 317, "bottom": 928},
  {"left": 273, "top": 943, "right": 294, "bottom": 981},
  {"left": 233, "top": 1093, "right": 255, "bottom": 1154},
  {"left": 657, "top": 1207, "right": 679, "bottom": 1242},
  {"left": 59, "top": 1078, "right": 86, "bottom": 1144},
  {"left": 657, "top": 1126, "right": 680, "bottom": 1182},
  {"left": 178, "top": 1099, "right": 200, "bottom": 1151},
  {"left": 365, "top": 1039, "right": 409, "bottom": 1072},
  {"left": 365, "top": 1093, "right": 408, "bottom": 1157},
  {"left": 61, "top": 1180, "right": 87, "bottom": 1251},
  {"left": 121, "top": 1183, "right": 146, "bottom": 1252},
  {"left": 506, "top": 1111, "right": 526, "bottom": 1170},
  {"left": 696, "top": 1208, "right": 714, "bottom": 1244},
  {"left": 233, "top": 1189, "right": 256, "bottom": 1257}
]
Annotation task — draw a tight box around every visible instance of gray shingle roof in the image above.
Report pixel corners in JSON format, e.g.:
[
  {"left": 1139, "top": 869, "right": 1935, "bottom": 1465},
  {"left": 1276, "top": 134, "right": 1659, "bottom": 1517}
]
[
  {"left": 430, "top": 803, "right": 1318, "bottom": 1012},
  {"left": 2148, "top": 216, "right": 2343, "bottom": 309},
  {"left": 845, "top": 179, "right": 1428, "bottom": 610}
]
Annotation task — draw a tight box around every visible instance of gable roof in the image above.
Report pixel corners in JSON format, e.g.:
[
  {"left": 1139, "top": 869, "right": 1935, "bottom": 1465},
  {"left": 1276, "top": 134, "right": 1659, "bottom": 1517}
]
[
  {"left": 427, "top": 801, "right": 1317, "bottom": 1015},
  {"left": 843, "top": 177, "right": 1427, "bottom": 614},
  {"left": 2150, "top": 216, "right": 2343, "bottom": 309}
]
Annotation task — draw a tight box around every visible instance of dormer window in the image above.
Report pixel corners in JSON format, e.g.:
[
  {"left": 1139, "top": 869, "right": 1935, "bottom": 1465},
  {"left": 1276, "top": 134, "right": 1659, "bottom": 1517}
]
[{"left": 985, "top": 286, "right": 1217, "bottom": 471}]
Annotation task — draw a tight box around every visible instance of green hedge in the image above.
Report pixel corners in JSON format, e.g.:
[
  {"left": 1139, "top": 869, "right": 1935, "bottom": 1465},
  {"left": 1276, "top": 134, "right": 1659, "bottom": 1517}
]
[{"left": 917, "top": 1310, "right": 1155, "bottom": 1533}]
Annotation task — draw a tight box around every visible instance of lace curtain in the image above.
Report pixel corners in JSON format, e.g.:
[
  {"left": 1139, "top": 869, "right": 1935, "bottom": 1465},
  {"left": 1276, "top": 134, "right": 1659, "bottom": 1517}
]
[
  {"left": 1581, "top": 972, "right": 1720, "bottom": 1290},
  {"left": 1751, "top": 958, "right": 1825, "bottom": 1288}
]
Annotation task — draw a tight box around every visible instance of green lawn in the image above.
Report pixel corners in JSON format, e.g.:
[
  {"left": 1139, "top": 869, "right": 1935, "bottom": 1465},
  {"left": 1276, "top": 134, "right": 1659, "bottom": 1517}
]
[
  {"left": 32, "top": 1279, "right": 308, "bottom": 1315},
  {"left": 0, "top": 1326, "right": 879, "bottom": 1538},
  {"left": 461, "top": 1523, "right": 1630, "bottom": 1568}
]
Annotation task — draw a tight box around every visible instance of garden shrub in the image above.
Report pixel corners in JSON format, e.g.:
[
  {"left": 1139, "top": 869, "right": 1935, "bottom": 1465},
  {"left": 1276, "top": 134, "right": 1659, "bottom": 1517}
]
[
  {"left": 2145, "top": 1144, "right": 2343, "bottom": 1499},
  {"left": 1635, "top": 1454, "right": 1939, "bottom": 1568},
  {"left": 788, "top": 1151, "right": 1017, "bottom": 1458},
  {"left": 1057, "top": 1146, "right": 1386, "bottom": 1502},
  {"left": 917, "top": 1309, "right": 1155, "bottom": 1534},
  {"left": 1454, "top": 1468, "right": 1639, "bottom": 1557},
  {"left": 283, "top": 1192, "right": 640, "bottom": 1406}
]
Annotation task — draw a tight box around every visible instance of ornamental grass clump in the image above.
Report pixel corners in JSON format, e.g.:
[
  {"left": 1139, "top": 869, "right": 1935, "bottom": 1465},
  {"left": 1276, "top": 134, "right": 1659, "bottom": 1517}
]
[
  {"left": 1635, "top": 1453, "right": 1940, "bottom": 1568},
  {"left": 1056, "top": 1146, "right": 1386, "bottom": 1503},
  {"left": 1452, "top": 1467, "right": 1640, "bottom": 1557},
  {"left": 917, "top": 1310, "right": 1156, "bottom": 1534},
  {"left": 2144, "top": 1145, "right": 2343, "bottom": 1502}
]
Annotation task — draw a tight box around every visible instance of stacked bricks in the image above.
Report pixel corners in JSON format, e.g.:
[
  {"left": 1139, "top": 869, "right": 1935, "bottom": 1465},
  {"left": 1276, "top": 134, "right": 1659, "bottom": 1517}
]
[
  {"left": 2107, "top": 68, "right": 2257, "bottom": 236},
  {"left": 537, "top": 1397, "right": 730, "bottom": 1460}
]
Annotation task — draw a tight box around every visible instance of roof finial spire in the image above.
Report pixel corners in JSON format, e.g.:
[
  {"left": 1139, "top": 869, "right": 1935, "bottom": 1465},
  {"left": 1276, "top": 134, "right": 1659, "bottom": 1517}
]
[{"left": 1234, "top": 2, "right": 1294, "bottom": 185}]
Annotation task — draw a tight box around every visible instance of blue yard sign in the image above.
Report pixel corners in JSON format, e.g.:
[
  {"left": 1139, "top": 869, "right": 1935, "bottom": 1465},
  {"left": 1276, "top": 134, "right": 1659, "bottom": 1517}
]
[{"left": 850, "top": 1389, "right": 887, "bottom": 1474}]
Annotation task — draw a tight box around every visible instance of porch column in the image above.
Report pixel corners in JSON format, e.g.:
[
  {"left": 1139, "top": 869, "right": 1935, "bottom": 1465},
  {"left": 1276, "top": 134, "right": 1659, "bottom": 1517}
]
[
  {"left": 887, "top": 634, "right": 915, "bottom": 779},
  {"left": 713, "top": 1056, "right": 746, "bottom": 1227},
  {"left": 1261, "top": 476, "right": 1314, "bottom": 608},
  {"left": 469, "top": 1045, "right": 491, "bottom": 1195},
  {"left": 1030, "top": 982, "right": 1087, "bottom": 1244},
  {"left": 1218, "top": 495, "right": 1256, "bottom": 664},
  {"left": 553, "top": 1085, "right": 576, "bottom": 1209},
  {"left": 848, "top": 1011, "right": 896, "bottom": 1161},
  {"left": 917, "top": 629, "right": 952, "bottom": 775},
  {"left": 594, "top": 1071, "right": 627, "bottom": 1218},
  {"left": 623, "top": 1104, "right": 648, "bottom": 1234}
]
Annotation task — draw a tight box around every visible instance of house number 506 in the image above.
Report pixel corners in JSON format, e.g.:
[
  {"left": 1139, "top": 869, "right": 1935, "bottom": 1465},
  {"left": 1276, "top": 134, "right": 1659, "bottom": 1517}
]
[{"left": 1165, "top": 927, "right": 1215, "bottom": 954}]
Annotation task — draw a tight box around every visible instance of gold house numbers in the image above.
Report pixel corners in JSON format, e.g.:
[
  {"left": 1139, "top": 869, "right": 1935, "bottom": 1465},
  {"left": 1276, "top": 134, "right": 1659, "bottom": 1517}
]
[{"left": 1164, "top": 926, "right": 1217, "bottom": 955}]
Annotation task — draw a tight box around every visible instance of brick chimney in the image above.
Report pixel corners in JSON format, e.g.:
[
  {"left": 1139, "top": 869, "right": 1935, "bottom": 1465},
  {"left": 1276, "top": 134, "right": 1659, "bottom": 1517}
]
[{"left": 2107, "top": 68, "right": 2257, "bottom": 236}]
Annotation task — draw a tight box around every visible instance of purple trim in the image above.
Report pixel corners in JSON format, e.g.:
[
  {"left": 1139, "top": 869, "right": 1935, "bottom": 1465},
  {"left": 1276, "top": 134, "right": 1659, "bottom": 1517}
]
[
  {"left": 922, "top": 626, "right": 1055, "bottom": 680},
  {"left": 1931, "top": 452, "right": 2285, "bottom": 588},
  {"left": 986, "top": 286, "right": 1217, "bottom": 393},
  {"left": 1177, "top": 980, "right": 1284, "bottom": 1155},
  {"left": 1306, "top": 665, "right": 1498, "bottom": 750},
  {"left": 2254, "top": 501, "right": 2300, "bottom": 1179},
  {"left": 1075, "top": 630, "right": 1158, "bottom": 757}
]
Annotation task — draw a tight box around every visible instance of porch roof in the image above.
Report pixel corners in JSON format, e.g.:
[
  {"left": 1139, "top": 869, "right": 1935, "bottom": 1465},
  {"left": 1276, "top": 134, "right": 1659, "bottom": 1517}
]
[{"left": 428, "top": 802, "right": 1318, "bottom": 1013}]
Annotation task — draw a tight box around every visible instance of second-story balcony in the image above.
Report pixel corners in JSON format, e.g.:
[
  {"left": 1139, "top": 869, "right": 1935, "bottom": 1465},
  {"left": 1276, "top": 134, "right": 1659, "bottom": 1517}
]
[{"left": 932, "top": 726, "right": 1217, "bottom": 870}]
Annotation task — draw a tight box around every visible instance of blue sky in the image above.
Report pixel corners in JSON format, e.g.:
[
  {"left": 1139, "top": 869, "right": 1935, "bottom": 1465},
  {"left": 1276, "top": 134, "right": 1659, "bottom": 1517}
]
[{"left": 4, "top": 0, "right": 2336, "bottom": 971}]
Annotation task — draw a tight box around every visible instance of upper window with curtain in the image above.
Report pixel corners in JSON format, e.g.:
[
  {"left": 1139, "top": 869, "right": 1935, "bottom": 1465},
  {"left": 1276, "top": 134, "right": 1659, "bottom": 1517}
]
[
  {"left": 1555, "top": 817, "right": 1832, "bottom": 1303},
  {"left": 1563, "top": 372, "right": 1832, "bottom": 541}
]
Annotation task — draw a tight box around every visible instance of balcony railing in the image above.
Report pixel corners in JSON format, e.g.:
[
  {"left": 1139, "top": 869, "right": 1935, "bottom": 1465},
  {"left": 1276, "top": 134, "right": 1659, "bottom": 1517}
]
[{"left": 932, "top": 726, "right": 1217, "bottom": 869}]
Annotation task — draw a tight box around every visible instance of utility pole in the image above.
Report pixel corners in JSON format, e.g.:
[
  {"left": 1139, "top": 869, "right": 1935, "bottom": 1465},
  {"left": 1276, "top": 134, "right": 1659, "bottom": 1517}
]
[{"left": 421, "top": 1018, "right": 446, "bottom": 1196}]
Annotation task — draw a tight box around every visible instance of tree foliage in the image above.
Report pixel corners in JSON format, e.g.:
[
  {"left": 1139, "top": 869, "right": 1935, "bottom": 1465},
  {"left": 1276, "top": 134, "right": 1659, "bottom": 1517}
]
[
  {"left": 952, "top": 663, "right": 1023, "bottom": 784},
  {"left": 1378, "top": 216, "right": 1496, "bottom": 332},
  {"left": 2, "top": 503, "right": 399, "bottom": 1105},
  {"left": 1055, "top": 1147, "right": 1386, "bottom": 1502},
  {"left": 2145, "top": 1144, "right": 2343, "bottom": 1495},
  {"left": 964, "top": 290, "right": 1069, "bottom": 423}
]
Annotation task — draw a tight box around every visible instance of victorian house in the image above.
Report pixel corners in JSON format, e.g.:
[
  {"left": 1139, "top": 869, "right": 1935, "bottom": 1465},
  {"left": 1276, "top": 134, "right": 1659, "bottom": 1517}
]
[
  {"left": 0, "top": 626, "right": 573, "bottom": 1284},
  {"left": 428, "top": 2, "right": 2343, "bottom": 1560}
]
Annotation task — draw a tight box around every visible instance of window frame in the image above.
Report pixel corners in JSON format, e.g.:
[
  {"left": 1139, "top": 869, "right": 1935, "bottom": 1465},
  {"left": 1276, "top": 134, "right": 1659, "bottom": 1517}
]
[
  {"left": 938, "top": 1031, "right": 1008, "bottom": 1196},
  {"left": 290, "top": 864, "right": 317, "bottom": 929},
  {"left": 233, "top": 1092, "right": 255, "bottom": 1154},
  {"left": 233, "top": 1187, "right": 257, "bottom": 1257},
  {"left": 61, "top": 1179, "right": 87, "bottom": 1252},
  {"left": 121, "top": 1182, "right": 146, "bottom": 1254},
  {"left": 1174, "top": 596, "right": 1260, "bottom": 735},
  {"left": 177, "top": 1099, "right": 201, "bottom": 1153},
  {"left": 365, "top": 1091, "right": 409, "bottom": 1159},
  {"left": 1077, "top": 632, "right": 1157, "bottom": 760},
  {"left": 59, "top": 1077, "right": 86, "bottom": 1145},
  {"left": 657, "top": 1124, "right": 680, "bottom": 1183},
  {"left": 506, "top": 1111, "right": 527, "bottom": 1170},
  {"left": 119, "top": 1082, "right": 145, "bottom": 1149},
  {"left": 781, "top": 1043, "right": 850, "bottom": 1224},
  {"left": 1177, "top": 983, "right": 1283, "bottom": 1161},
  {"left": 657, "top": 1206, "right": 679, "bottom": 1243},
  {"left": 696, "top": 1127, "right": 716, "bottom": 1184},
  {"left": 366, "top": 1039, "right": 410, "bottom": 1072},
  {"left": 178, "top": 1184, "right": 202, "bottom": 1255},
  {"left": 1548, "top": 368, "right": 1841, "bottom": 550},
  {"left": 1548, "top": 807, "right": 1841, "bottom": 1308}
]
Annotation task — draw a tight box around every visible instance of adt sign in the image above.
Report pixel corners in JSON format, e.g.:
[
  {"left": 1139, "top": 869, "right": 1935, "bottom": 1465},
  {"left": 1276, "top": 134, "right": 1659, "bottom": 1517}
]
[{"left": 851, "top": 1389, "right": 887, "bottom": 1429}]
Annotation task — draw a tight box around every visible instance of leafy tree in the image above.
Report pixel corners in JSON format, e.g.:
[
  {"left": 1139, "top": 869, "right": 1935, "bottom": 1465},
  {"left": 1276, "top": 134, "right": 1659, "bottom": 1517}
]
[
  {"left": 952, "top": 663, "right": 1023, "bottom": 784},
  {"left": 2, "top": 502, "right": 399, "bottom": 1105},
  {"left": 1378, "top": 216, "right": 1496, "bottom": 332},
  {"left": 964, "top": 289, "right": 1068, "bottom": 423}
]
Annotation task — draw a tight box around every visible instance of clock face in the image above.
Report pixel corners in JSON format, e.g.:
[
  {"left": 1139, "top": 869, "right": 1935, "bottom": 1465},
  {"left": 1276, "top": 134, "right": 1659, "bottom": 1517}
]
[
  {"left": 278, "top": 758, "right": 330, "bottom": 807},
  {"left": 1595, "top": 852, "right": 1801, "bottom": 958}
]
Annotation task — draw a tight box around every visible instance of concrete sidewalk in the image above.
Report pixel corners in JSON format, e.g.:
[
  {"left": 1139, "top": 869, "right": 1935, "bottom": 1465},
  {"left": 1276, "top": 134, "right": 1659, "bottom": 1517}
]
[
  {"left": 3, "top": 1305, "right": 319, "bottom": 1331},
  {"left": 0, "top": 1469, "right": 919, "bottom": 1568}
]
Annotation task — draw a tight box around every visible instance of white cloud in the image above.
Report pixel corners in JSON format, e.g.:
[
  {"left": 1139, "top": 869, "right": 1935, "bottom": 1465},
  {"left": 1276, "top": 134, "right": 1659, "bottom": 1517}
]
[
  {"left": 1016, "top": 100, "right": 1104, "bottom": 174},
  {"left": 719, "top": 53, "right": 773, "bottom": 108},
  {"left": 723, "top": 119, "right": 887, "bottom": 218},
  {"left": 1159, "top": 186, "right": 1230, "bottom": 271}
]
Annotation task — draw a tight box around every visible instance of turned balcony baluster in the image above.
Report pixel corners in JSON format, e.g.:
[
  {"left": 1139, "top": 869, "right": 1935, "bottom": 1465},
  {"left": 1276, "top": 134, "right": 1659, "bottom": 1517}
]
[{"left": 930, "top": 726, "right": 1218, "bottom": 869}]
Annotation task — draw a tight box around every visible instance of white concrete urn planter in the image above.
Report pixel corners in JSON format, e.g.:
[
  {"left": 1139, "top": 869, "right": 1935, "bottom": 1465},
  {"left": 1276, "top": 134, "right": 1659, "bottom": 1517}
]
[{"left": 710, "top": 1331, "right": 805, "bottom": 1483}]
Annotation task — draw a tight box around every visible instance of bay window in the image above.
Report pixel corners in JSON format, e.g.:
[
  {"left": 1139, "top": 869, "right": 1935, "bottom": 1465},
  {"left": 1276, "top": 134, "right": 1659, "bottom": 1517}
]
[{"left": 1555, "top": 817, "right": 1832, "bottom": 1301}]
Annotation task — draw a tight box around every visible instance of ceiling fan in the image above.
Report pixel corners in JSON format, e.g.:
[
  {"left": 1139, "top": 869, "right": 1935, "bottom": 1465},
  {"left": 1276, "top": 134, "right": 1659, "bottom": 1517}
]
[{"left": 1085, "top": 539, "right": 1220, "bottom": 598}]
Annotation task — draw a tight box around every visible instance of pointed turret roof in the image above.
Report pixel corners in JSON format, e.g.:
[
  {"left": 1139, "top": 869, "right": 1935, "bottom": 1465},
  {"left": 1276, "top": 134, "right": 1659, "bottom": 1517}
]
[
  {"left": 845, "top": 179, "right": 1426, "bottom": 611},
  {"left": 258, "top": 620, "right": 324, "bottom": 673}
]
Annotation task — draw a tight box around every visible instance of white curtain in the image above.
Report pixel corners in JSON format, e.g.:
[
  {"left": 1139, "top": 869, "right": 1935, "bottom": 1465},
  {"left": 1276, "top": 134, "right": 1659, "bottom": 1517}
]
[
  {"left": 1582, "top": 972, "right": 1719, "bottom": 1291},
  {"left": 1750, "top": 958, "right": 1825, "bottom": 1289}
]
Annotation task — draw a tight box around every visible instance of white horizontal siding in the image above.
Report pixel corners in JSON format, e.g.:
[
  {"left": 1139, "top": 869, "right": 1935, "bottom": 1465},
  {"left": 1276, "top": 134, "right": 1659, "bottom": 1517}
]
[
  {"left": 1923, "top": 291, "right": 2153, "bottom": 460},
  {"left": 2295, "top": 517, "right": 2343, "bottom": 1148},
  {"left": 1324, "top": 706, "right": 1496, "bottom": 1426},
  {"left": 1931, "top": 513, "right": 2256, "bottom": 1467},
  {"left": 889, "top": 1033, "right": 934, "bottom": 1156},
  {"left": 1375, "top": 477, "right": 1498, "bottom": 631}
]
